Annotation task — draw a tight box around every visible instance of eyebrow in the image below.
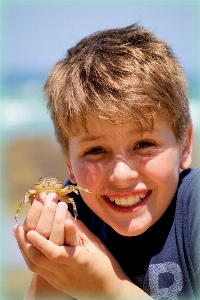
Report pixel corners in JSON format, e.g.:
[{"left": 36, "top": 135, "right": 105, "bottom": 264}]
[
  {"left": 77, "top": 127, "right": 156, "bottom": 145},
  {"left": 78, "top": 135, "right": 105, "bottom": 144}
]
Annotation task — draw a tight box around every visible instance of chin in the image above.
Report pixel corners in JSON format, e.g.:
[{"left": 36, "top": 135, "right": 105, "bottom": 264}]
[{"left": 110, "top": 222, "right": 151, "bottom": 237}]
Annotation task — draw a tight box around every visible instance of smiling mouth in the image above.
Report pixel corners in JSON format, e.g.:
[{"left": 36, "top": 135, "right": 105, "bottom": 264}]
[{"left": 104, "top": 192, "right": 148, "bottom": 207}]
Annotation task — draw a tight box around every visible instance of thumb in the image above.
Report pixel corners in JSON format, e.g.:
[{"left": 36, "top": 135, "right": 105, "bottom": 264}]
[{"left": 73, "top": 218, "right": 105, "bottom": 248}]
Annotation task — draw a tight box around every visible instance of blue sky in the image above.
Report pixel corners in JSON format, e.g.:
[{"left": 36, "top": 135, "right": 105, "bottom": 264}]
[{"left": 1, "top": 0, "right": 200, "bottom": 78}]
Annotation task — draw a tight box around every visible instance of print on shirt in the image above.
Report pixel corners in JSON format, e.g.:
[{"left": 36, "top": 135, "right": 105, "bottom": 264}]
[{"left": 149, "top": 262, "right": 183, "bottom": 300}]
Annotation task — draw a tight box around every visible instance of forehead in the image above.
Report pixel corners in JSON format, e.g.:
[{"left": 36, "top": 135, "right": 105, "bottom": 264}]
[{"left": 70, "top": 114, "right": 172, "bottom": 140}]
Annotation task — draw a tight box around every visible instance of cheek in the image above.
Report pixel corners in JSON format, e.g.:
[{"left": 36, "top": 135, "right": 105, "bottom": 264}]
[
  {"left": 73, "top": 161, "right": 104, "bottom": 189},
  {"left": 144, "top": 149, "right": 180, "bottom": 187}
]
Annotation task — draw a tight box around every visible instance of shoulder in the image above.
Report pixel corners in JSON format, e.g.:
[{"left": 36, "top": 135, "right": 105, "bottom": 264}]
[
  {"left": 176, "top": 167, "right": 200, "bottom": 222},
  {"left": 178, "top": 167, "right": 200, "bottom": 199},
  {"left": 176, "top": 168, "right": 200, "bottom": 283},
  {"left": 176, "top": 167, "right": 200, "bottom": 221},
  {"left": 179, "top": 167, "right": 200, "bottom": 185}
]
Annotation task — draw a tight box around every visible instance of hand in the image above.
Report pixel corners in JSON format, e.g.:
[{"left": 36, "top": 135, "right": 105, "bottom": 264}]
[
  {"left": 13, "top": 220, "right": 123, "bottom": 299},
  {"left": 22, "top": 192, "right": 81, "bottom": 246},
  {"left": 15, "top": 192, "right": 86, "bottom": 299},
  {"left": 15, "top": 193, "right": 124, "bottom": 299},
  {"left": 13, "top": 219, "right": 151, "bottom": 300},
  {"left": 13, "top": 193, "right": 151, "bottom": 299}
]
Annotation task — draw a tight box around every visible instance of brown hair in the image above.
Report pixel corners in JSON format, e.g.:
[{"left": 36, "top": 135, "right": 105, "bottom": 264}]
[{"left": 44, "top": 24, "right": 191, "bottom": 155}]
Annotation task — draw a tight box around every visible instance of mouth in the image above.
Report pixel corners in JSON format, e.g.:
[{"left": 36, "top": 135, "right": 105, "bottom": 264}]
[{"left": 103, "top": 191, "right": 150, "bottom": 208}]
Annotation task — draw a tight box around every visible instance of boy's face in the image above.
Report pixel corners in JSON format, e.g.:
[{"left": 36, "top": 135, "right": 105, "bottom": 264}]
[{"left": 67, "top": 115, "right": 192, "bottom": 236}]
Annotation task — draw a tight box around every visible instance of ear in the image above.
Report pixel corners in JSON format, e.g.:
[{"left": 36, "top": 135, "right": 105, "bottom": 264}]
[
  {"left": 180, "top": 123, "right": 193, "bottom": 170},
  {"left": 66, "top": 160, "right": 77, "bottom": 184}
]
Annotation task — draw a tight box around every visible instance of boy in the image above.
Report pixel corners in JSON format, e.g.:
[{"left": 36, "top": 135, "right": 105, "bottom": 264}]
[{"left": 13, "top": 24, "right": 200, "bottom": 299}]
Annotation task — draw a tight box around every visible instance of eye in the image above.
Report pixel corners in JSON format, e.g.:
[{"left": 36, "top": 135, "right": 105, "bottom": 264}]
[
  {"left": 134, "top": 140, "right": 155, "bottom": 149},
  {"left": 85, "top": 147, "right": 106, "bottom": 156}
]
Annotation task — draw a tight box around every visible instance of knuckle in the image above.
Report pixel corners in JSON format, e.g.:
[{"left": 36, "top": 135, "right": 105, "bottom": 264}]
[
  {"left": 49, "top": 251, "right": 64, "bottom": 262},
  {"left": 25, "top": 223, "right": 36, "bottom": 232},
  {"left": 37, "top": 228, "right": 50, "bottom": 239}
]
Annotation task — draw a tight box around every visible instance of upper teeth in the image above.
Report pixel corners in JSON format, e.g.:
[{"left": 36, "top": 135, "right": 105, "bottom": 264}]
[{"left": 109, "top": 194, "right": 146, "bottom": 207}]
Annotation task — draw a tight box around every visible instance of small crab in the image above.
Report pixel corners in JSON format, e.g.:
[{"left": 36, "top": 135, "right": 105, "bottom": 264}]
[{"left": 15, "top": 176, "right": 91, "bottom": 222}]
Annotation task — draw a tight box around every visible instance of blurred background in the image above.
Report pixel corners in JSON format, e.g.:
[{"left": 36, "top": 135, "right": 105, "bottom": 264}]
[{"left": 1, "top": 0, "right": 200, "bottom": 298}]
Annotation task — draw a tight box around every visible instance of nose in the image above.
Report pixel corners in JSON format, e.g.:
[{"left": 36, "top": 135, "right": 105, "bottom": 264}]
[{"left": 108, "top": 161, "right": 139, "bottom": 184}]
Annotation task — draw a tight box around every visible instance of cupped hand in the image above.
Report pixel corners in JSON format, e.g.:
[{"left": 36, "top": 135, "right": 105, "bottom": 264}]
[
  {"left": 22, "top": 192, "right": 81, "bottom": 246},
  {"left": 13, "top": 193, "right": 151, "bottom": 299},
  {"left": 13, "top": 219, "right": 141, "bottom": 300}
]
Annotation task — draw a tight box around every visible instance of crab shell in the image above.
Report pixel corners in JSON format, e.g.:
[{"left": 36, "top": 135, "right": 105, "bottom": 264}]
[{"left": 15, "top": 177, "right": 91, "bottom": 221}]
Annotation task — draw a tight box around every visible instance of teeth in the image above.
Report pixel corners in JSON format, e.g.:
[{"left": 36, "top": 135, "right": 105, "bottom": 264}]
[{"left": 109, "top": 193, "right": 146, "bottom": 207}]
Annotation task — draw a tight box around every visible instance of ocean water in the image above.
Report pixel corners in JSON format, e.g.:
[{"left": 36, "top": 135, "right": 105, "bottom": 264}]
[{"left": 1, "top": 72, "right": 55, "bottom": 144}]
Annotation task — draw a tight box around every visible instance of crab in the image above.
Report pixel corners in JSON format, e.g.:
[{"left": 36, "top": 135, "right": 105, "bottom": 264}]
[{"left": 15, "top": 176, "right": 91, "bottom": 222}]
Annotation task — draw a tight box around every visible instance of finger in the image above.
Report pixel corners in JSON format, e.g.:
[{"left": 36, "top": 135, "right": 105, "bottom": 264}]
[
  {"left": 14, "top": 224, "right": 43, "bottom": 270},
  {"left": 64, "top": 218, "right": 83, "bottom": 246},
  {"left": 14, "top": 225, "right": 60, "bottom": 272},
  {"left": 35, "top": 193, "right": 58, "bottom": 238},
  {"left": 14, "top": 225, "right": 38, "bottom": 269},
  {"left": 23, "top": 193, "right": 47, "bottom": 232},
  {"left": 17, "top": 234, "right": 56, "bottom": 283},
  {"left": 27, "top": 230, "right": 82, "bottom": 264},
  {"left": 73, "top": 218, "right": 100, "bottom": 245},
  {"left": 49, "top": 202, "right": 68, "bottom": 245}
]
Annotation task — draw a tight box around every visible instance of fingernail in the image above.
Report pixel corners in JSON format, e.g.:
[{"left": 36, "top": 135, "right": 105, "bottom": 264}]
[
  {"left": 35, "top": 192, "right": 47, "bottom": 203},
  {"left": 47, "top": 193, "right": 57, "bottom": 202},
  {"left": 57, "top": 201, "right": 68, "bottom": 212}
]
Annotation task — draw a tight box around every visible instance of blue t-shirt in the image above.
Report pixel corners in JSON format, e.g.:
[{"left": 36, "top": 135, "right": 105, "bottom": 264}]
[{"left": 66, "top": 168, "right": 200, "bottom": 299}]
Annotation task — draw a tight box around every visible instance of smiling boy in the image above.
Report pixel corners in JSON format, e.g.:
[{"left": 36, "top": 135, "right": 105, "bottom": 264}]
[
  {"left": 13, "top": 24, "right": 200, "bottom": 299},
  {"left": 67, "top": 115, "right": 191, "bottom": 238}
]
